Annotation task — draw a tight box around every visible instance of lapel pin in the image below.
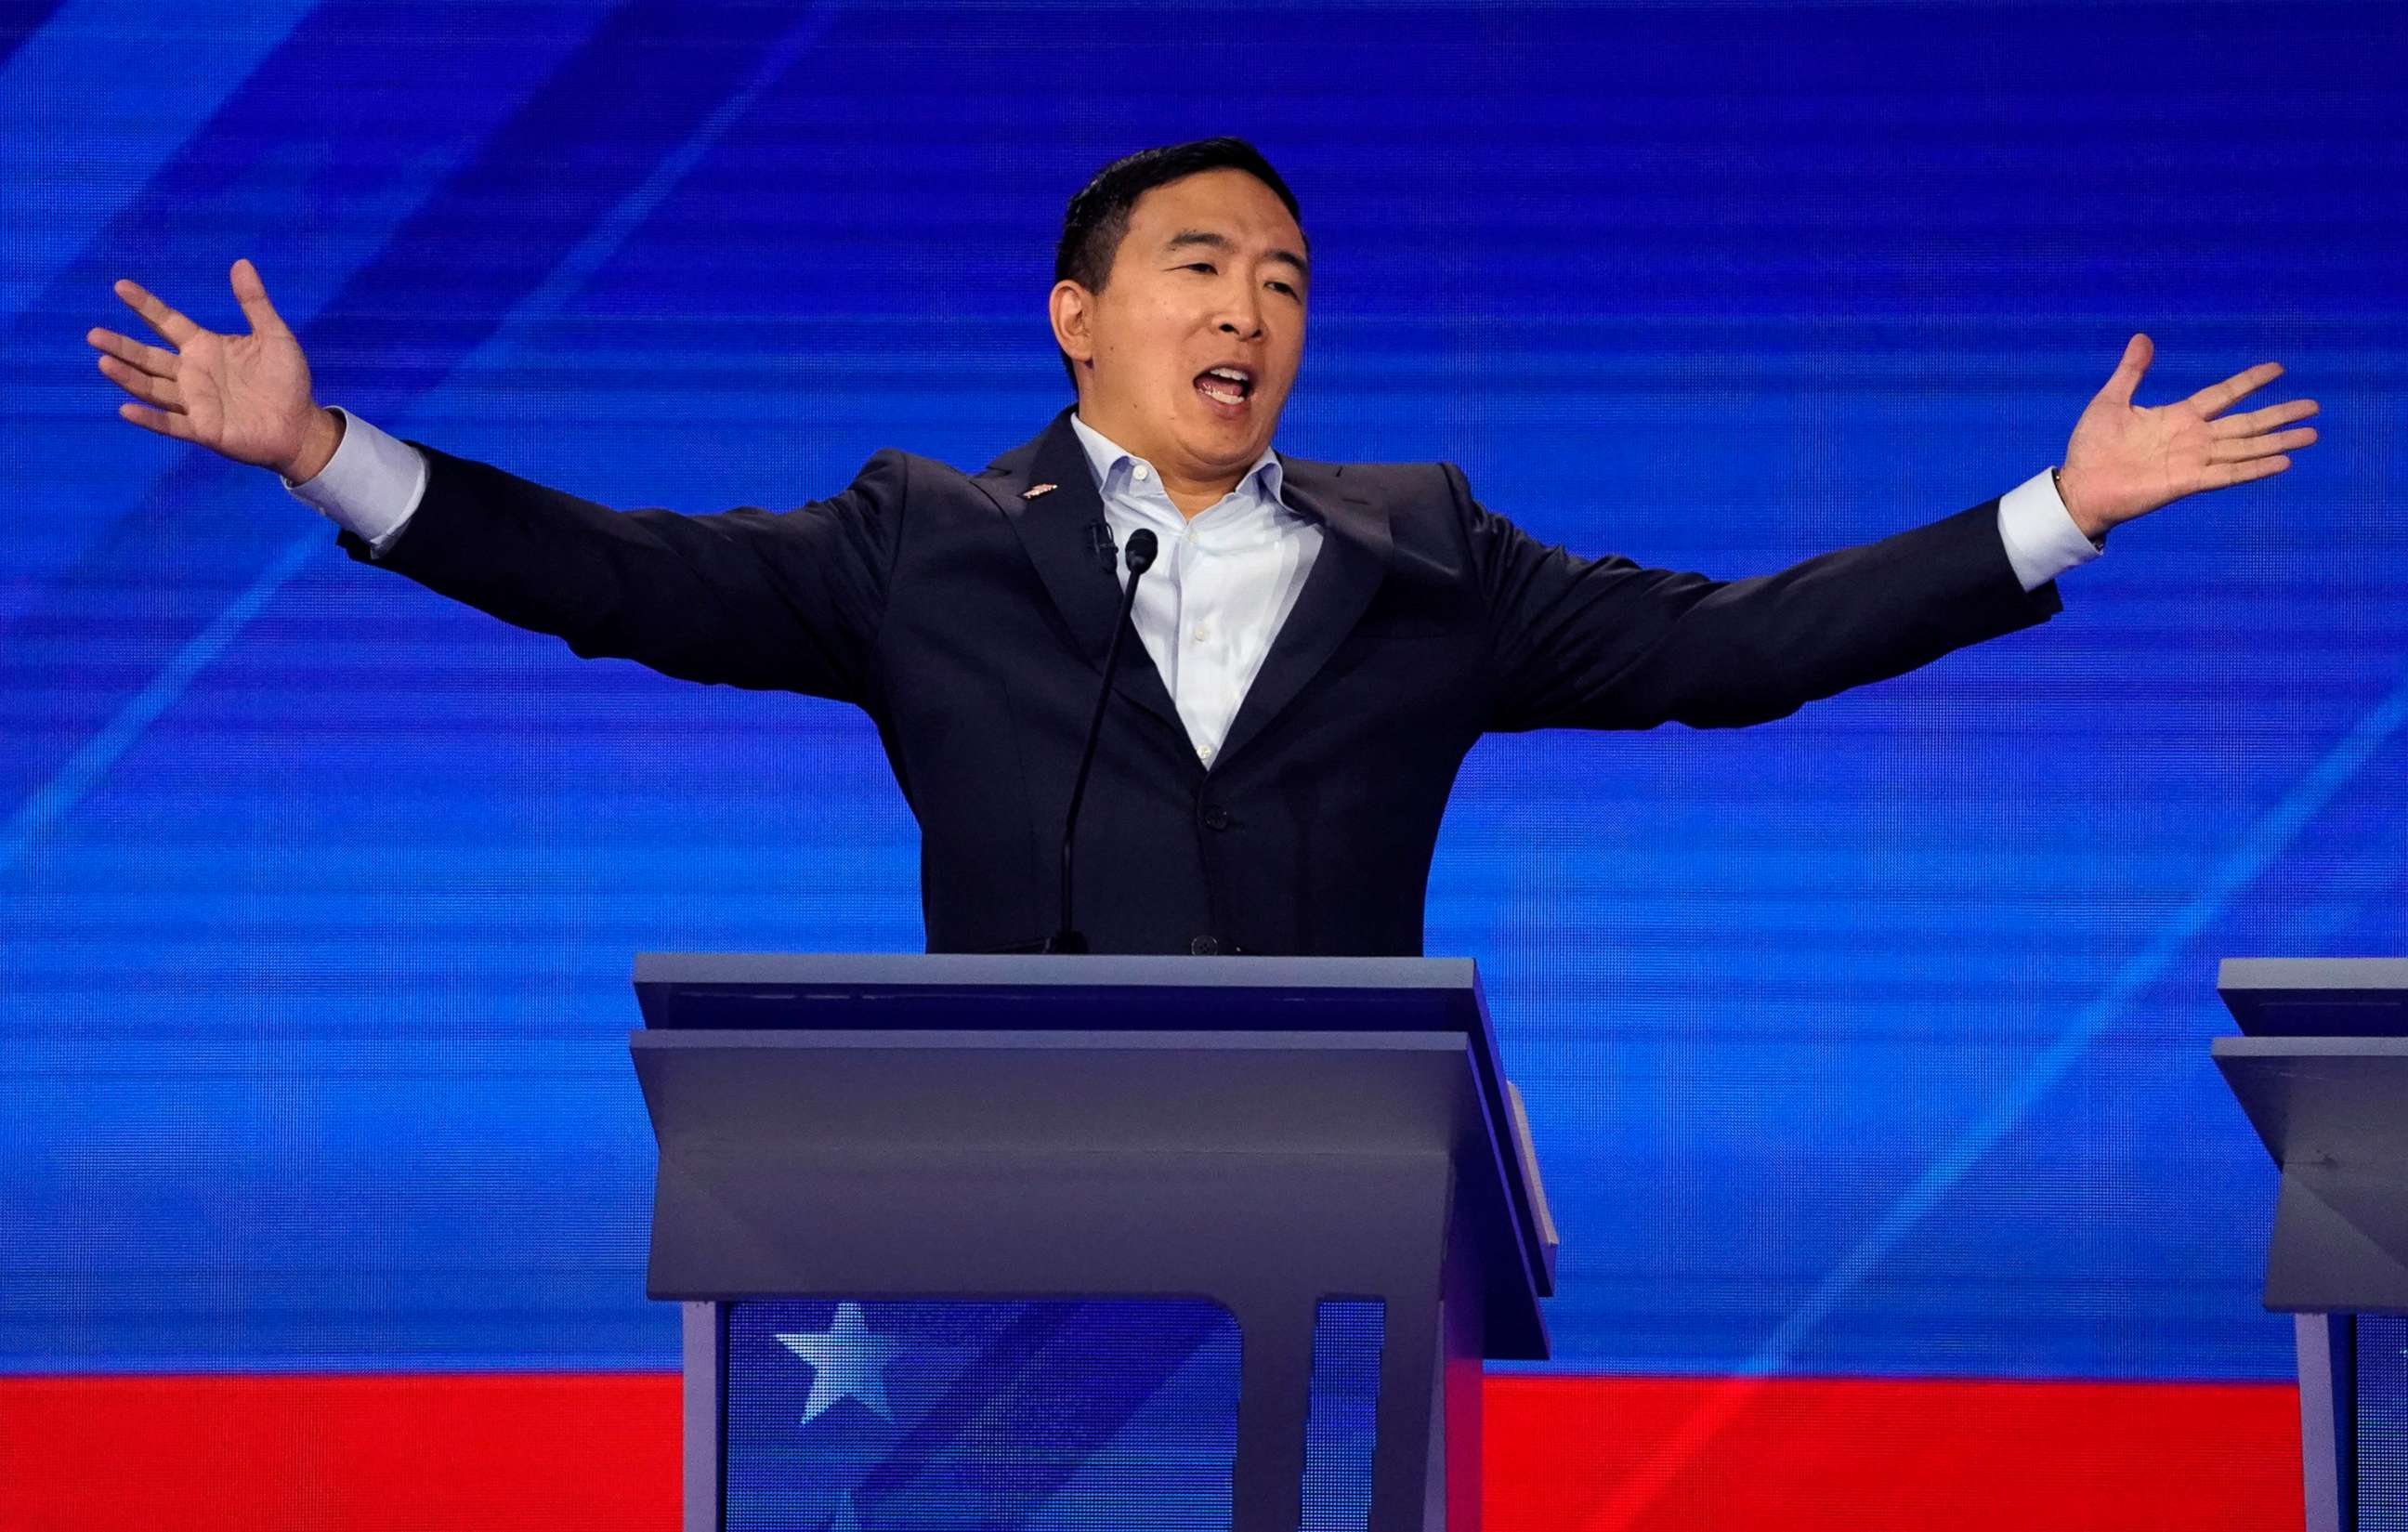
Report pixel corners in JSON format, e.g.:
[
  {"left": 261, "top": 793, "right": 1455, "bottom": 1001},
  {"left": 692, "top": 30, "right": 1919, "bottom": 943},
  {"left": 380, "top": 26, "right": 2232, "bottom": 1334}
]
[{"left": 1022, "top": 483, "right": 1057, "bottom": 500}]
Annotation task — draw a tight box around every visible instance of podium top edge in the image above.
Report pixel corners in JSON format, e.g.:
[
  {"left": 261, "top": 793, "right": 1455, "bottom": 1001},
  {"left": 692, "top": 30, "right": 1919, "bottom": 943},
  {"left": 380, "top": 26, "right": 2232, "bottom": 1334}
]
[
  {"left": 2211, "top": 1035, "right": 2408, "bottom": 1059},
  {"left": 629, "top": 949, "right": 1551, "bottom": 1305},
  {"left": 2218, "top": 957, "right": 2408, "bottom": 990},
  {"left": 634, "top": 951, "right": 1482, "bottom": 992},
  {"left": 2217, "top": 958, "right": 2408, "bottom": 1037}
]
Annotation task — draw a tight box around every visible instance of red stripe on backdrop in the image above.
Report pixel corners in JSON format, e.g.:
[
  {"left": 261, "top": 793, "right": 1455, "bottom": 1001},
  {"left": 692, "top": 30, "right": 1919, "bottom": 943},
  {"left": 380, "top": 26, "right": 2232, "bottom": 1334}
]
[
  {"left": 0, "top": 1373, "right": 678, "bottom": 1532},
  {"left": 0, "top": 1372, "right": 2300, "bottom": 1530},
  {"left": 1483, "top": 1374, "right": 2304, "bottom": 1532}
]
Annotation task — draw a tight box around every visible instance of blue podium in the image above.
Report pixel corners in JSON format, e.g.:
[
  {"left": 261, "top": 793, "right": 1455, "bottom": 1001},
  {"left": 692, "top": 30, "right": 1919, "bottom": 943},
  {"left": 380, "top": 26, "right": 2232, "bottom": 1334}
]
[
  {"left": 631, "top": 953, "right": 1558, "bottom": 1532},
  {"left": 2214, "top": 958, "right": 2408, "bottom": 1532}
]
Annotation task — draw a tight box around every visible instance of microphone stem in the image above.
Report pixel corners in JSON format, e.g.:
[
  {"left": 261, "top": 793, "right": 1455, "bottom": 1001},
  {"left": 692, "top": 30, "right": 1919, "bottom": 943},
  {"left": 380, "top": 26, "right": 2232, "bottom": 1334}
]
[{"left": 1051, "top": 567, "right": 1146, "bottom": 954}]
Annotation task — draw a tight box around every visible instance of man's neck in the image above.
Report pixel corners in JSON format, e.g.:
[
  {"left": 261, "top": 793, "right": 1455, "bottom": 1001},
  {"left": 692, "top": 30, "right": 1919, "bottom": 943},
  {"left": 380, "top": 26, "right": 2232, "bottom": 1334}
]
[{"left": 1072, "top": 407, "right": 1243, "bottom": 519}]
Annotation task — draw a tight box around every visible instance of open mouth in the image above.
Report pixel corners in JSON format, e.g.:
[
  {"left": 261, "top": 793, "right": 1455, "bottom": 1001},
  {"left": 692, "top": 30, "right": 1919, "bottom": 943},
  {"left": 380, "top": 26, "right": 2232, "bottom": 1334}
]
[{"left": 1194, "top": 366, "right": 1254, "bottom": 409}]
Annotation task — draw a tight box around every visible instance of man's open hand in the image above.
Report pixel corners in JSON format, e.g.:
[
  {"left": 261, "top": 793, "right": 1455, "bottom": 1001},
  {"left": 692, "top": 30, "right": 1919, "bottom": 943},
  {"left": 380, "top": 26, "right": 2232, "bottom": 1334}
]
[
  {"left": 86, "top": 258, "right": 341, "bottom": 482},
  {"left": 2055, "top": 334, "right": 2320, "bottom": 540}
]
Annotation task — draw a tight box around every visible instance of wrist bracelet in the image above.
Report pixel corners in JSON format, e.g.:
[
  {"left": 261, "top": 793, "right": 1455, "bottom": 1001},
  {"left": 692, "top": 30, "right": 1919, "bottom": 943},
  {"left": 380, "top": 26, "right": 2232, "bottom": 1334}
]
[{"left": 2052, "top": 465, "right": 2108, "bottom": 551}]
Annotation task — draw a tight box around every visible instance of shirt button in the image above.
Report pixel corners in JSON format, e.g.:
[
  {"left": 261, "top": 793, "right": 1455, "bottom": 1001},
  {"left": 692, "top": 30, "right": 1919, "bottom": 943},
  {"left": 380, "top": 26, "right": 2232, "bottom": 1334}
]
[
  {"left": 1191, "top": 623, "right": 1211, "bottom": 643},
  {"left": 1132, "top": 464, "right": 1151, "bottom": 481}
]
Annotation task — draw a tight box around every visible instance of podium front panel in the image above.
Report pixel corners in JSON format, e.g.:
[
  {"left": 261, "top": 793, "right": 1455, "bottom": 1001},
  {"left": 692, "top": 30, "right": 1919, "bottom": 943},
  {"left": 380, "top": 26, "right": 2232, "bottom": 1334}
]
[{"left": 714, "top": 1296, "right": 1389, "bottom": 1532}]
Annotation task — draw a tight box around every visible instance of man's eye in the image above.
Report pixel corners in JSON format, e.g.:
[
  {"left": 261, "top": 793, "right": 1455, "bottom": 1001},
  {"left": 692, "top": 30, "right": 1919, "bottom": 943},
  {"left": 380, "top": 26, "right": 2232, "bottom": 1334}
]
[
  {"left": 1268, "top": 282, "right": 1298, "bottom": 297},
  {"left": 1184, "top": 262, "right": 1216, "bottom": 273}
]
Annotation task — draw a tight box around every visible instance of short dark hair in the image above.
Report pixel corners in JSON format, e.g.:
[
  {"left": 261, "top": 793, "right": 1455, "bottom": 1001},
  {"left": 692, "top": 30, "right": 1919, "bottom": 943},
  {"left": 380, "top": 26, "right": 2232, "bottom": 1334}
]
[{"left": 1052, "top": 137, "right": 1306, "bottom": 391}]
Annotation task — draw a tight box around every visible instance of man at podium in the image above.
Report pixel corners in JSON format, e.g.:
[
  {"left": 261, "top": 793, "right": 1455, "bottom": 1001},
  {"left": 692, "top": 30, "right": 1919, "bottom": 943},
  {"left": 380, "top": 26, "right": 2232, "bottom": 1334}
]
[{"left": 84, "top": 137, "right": 2321, "bottom": 956}]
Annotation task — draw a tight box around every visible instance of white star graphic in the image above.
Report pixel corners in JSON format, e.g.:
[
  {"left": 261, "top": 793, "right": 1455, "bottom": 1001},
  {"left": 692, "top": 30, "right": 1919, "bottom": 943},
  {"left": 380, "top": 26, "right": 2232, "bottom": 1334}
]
[{"left": 776, "top": 1302, "right": 900, "bottom": 1424}]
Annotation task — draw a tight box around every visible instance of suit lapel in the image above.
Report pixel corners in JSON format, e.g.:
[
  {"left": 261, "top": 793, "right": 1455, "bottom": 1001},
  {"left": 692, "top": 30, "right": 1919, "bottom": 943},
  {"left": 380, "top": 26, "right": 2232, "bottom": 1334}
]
[
  {"left": 975, "top": 409, "right": 1185, "bottom": 741},
  {"left": 1211, "top": 460, "right": 1393, "bottom": 770}
]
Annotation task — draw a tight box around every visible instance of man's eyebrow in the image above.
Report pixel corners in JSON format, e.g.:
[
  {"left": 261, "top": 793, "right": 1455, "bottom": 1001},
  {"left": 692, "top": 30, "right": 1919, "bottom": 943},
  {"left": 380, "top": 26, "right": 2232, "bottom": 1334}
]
[
  {"left": 1163, "top": 228, "right": 1312, "bottom": 282},
  {"left": 1162, "top": 229, "right": 1235, "bottom": 257}
]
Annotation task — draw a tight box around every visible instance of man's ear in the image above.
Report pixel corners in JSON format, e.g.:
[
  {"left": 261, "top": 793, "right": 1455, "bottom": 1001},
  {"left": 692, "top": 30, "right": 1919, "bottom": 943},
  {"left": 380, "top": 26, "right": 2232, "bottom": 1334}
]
[{"left": 1049, "top": 280, "right": 1095, "bottom": 369}]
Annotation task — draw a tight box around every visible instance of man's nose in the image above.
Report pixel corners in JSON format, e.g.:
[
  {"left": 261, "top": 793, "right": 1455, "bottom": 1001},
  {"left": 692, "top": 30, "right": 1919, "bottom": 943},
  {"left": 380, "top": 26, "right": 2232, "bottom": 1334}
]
[{"left": 1215, "top": 284, "right": 1265, "bottom": 340}]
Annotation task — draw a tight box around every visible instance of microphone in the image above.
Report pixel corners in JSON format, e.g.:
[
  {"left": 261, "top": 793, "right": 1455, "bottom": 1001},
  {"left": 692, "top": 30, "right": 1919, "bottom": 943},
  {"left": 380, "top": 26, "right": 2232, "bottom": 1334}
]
[
  {"left": 1086, "top": 520, "right": 1118, "bottom": 570},
  {"left": 1047, "top": 528, "right": 1158, "bottom": 954}
]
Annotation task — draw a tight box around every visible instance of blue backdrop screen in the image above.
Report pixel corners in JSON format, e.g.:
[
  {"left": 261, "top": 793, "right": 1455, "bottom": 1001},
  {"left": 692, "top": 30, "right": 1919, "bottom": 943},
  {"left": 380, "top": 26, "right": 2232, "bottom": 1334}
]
[{"left": 3, "top": 0, "right": 2403, "bottom": 1387}]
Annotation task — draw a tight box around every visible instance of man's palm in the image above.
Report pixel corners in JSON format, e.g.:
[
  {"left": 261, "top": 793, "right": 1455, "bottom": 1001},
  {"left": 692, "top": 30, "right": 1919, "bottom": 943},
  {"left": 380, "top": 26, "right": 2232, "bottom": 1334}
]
[{"left": 88, "top": 259, "right": 320, "bottom": 475}]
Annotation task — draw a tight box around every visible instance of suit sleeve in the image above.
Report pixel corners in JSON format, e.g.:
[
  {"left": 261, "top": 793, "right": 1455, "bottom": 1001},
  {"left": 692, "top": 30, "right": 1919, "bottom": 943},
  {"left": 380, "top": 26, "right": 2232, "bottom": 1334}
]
[
  {"left": 336, "top": 444, "right": 906, "bottom": 704},
  {"left": 1451, "top": 463, "right": 2062, "bottom": 733}
]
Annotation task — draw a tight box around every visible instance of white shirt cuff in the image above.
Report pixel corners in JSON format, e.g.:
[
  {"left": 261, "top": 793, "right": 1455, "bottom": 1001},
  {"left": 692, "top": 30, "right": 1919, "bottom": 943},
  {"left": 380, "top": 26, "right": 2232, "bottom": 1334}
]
[
  {"left": 282, "top": 407, "right": 427, "bottom": 558},
  {"left": 1996, "top": 465, "right": 2100, "bottom": 593}
]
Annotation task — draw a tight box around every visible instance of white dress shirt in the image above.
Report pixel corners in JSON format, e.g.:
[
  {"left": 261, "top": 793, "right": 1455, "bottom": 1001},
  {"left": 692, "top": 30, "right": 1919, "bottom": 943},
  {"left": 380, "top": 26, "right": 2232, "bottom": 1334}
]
[
  {"left": 285, "top": 408, "right": 2100, "bottom": 754},
  {"left": 1066, "top": 412, "right": 1323, "bottom": 766}
]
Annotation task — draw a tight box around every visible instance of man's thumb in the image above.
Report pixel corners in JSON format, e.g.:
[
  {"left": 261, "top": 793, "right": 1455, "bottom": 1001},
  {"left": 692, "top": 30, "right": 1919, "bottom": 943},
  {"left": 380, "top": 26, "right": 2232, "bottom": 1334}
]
[
  {"left": 2100, "top": 332, "right": 2152, "bottom": 405},
  {"left": 230, "top": 257, "right": 287, "bottom": 335}
]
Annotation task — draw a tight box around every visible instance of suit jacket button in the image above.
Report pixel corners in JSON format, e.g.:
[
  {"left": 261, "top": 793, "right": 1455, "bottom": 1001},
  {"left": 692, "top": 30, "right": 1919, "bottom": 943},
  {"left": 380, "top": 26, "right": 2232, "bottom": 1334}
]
[
  {"left": 1190, "top": 935, "right": 1223, "bottom": 956},
  {"left": 1201, "top": 805, "right": 1232, "bottom": 831}
]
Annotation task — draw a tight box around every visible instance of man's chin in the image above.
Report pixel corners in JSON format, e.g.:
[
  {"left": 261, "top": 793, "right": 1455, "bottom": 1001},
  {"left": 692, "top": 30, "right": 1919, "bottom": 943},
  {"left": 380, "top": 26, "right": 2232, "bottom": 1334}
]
[{"left": 1172, "top": 406, "right": 1277, "bottom": 469}]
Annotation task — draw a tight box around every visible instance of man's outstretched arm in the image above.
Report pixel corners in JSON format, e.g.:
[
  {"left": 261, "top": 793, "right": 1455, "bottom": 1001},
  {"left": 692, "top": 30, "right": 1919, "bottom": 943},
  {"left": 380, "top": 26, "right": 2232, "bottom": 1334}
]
[
  {"left": 1472, "top": 336, "right": 2322, "bottom": 733},
  {"left": 87, "top": 261, "right": 899, "bottom": 702}
]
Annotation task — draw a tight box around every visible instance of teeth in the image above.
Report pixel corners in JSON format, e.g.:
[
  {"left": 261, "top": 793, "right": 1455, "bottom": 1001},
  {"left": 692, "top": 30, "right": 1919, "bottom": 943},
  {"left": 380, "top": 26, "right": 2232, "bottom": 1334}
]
[{"left": 1198, "top": 367, "right": 1250, "bottom": 406}]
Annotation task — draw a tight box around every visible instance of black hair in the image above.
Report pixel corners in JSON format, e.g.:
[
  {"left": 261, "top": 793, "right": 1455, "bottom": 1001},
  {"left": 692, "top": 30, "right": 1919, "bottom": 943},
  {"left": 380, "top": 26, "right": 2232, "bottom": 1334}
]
[{"left": 1052, "top": 137, "right": 1306, "bottom": 391}]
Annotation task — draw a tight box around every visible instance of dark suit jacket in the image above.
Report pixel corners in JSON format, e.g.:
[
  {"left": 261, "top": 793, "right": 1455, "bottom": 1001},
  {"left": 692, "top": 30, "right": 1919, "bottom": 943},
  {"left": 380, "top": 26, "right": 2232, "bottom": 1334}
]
[{"left": 341, "top": 405, "right": 2059, "bottom": 955}]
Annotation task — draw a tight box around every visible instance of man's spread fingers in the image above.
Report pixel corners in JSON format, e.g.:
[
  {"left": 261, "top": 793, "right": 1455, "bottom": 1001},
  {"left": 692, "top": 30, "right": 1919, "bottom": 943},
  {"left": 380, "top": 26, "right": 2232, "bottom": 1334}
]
[
  {"left": 86, "top": 326, "right": 177, "bottom": 377},
  {"left": 2214, "top": 426, "right": 2317, "bottom": 464},
  {"left": 2099, "top": 333, "right": 2153, "bottom": 405},
  {"left": 98, "top": 353, "right": 187, "bottom": 410},
  {"left": 2205, "top": 453, "right": 2290, "bottom": 490},
  {"left": 2188, "top": 361, "right": 2284, "bottom": 418},
  {"left": 98, "top": 354, "right": 184, "bottom": 411},
  {"left": 118, "top": 400, "right": 195, "bottom": 439},
  {"left": 229, "top": 258, "right": 287, "bottom": 334},
  {"left": 2214, "top": 398, "right": 2319, "bottom": 437},
  {"left": 112, "top": 279, "right": 201, "bottom": 347}
]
